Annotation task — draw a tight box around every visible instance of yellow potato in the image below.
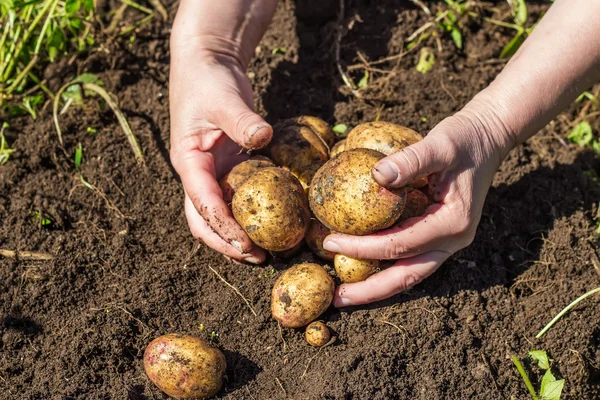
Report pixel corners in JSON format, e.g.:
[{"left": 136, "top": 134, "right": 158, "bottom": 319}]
[
  {"left": 305, "top": 219, "right": 335, "bottom": 261},
  {"left": 305, "top": 321, "right": 331, "bottom": 347},
  {"left": 219, "top": 156, "right": 275, "bottom": 202},
  {"left": 334, "top": 254, "right": 380, "bottom": 283},
  {"left": 398, "top": 189, "right": 432, "bottom": 221},
  {"left": 295, "top": 115, "right": 335, "bottom": 147},
  {"left": 271, "top": 263, "right": 334, "bottom": 328},
  {"left": 329, "top": 139, "right": 346, "bottom": 158},
  {"left": 345, "top": 121, "right": 428, "bottom": 188},
  {"left": 265, "top": 119, "right": 330, "bottom": 189},
  {"left": 232, "top": 167, "right": 310, "bottom": 252},
  {"left": 144, "top": 334, "right": 226, "bottom": 400},
  {"left": 309, "top": 148, "right": 407, "bottom": 235}
]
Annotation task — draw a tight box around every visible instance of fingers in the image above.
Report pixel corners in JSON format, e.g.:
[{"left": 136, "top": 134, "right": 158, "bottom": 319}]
[
  {"left": 333, "top": 250, "right": 450, "bottom": 307},
  {"left": 185, "top": 196, "right": 266, "bottom": 263},
  {"left": 372, "top": 135, "right": 456, "bottom": 188}
]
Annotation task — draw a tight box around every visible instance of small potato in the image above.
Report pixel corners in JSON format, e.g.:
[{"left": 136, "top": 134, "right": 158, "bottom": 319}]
[
  {"left": 334, "top": 254, "right": 380, "bottom": 283},
  {"left": 309, "top": 148, "right": 407, "bottom": 235},
  {"left": 305, "top": 219, "right": 335, "bottom": 261},
  {"left": 305, "top": 321, "right": 331, "bottom": 347},
  {"left": 144, "top": 334, "right": 226, "bottom": 400},
  {"left": 295, "top": 115, "right": 335, "bottom": 147},
  {"left": 329, "top": 140, "right": 346, "bottom": 158},
  {"left": 345, "top": 121, "right": 428, "bottom": 188},
  {"left": 265, "top": 119, "right": 330, "bottom": 189},
  {"left": 271, "top": 263, "right": 335, "bottom": 328},
  {"left": 219, "top": 156, "right": 275, "bottom": 202},
  {"left": 398, "top": 189, "right": 432, "bottom": 221},
  {"left": 232, "top": 168, "right": 310, "bottom": 251}
]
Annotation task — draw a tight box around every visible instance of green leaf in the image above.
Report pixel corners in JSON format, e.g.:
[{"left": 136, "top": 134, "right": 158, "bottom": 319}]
[
  {"left": 22, "top": 95, "right": 43, "bottom": 119},
  {"left": 65, "top": 0, "right": 81, "bottom": 15},
  {"left": 539, "top": 369, "right": 564, "bottom": 400},
  {"left": 416, "top": 47, "right": 435, "bottom": 74},
  {"left": 332, "top": 124, "right": 348, "bottom": 134},
  {"left": 567, "top": 121, "right": 593, "bottom": 146},
  {"left": 451, "top": 28, "right": 463, "bottom": 49},
  {"left": 271, "top": 47, "right": 286, "bottom": 55},
  {"left": 420, "top": 116, "right": 428, "bottom": 122},
  {"left": 509, "top": 0, "right": 528, "bottom": 26},
  {"left": 83, "top": 0, "right": 94, "bottom": 12},
  {"left": 576, "top": 91, "right": 598, "bottom": 105},
  {"left": 500, "top": 30, "right": 525, "bottom": 59},
  {"left": 76, "top": 73, "right": 102, "bottom": 85},
  {"left": 357, "top": 70, "right": 369, "bottom": 89},
  {"left": 528, "top": 350, "right": 551, "bottom": 370},
  {"left": 592, "top": 140, "right": 600, "bottom": 155},
  {"left": 86, "top": 126, "right": 97, "bottom": 134},
  {"left": 74, "top": 142, "right": 83, "bottom": 170}
]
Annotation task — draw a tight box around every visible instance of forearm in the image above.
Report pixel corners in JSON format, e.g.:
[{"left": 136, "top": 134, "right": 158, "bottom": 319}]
[
  {"left": 462, "top": 0, "right": 600, "bottom": 159},
  {"left": 171, "top": 0, "right": 279, "bottom": 67}
]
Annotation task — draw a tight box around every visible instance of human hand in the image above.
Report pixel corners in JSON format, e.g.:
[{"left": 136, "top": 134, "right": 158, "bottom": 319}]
[{"left": 323, "top": 107, "right": 514, "bottom": 307}]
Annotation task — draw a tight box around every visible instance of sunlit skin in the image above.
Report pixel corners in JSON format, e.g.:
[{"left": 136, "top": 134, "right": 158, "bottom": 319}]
[{"left": 169, "top": 0, "right": 600, "bottom": 306}]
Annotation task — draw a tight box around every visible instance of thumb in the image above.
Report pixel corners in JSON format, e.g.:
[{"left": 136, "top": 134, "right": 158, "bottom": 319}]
[
  {"left": 372, "top": 136, "right": 453, "bottom": 188},
  {"left": 214, "top": 97, "right": 273, "bottom": 151}
]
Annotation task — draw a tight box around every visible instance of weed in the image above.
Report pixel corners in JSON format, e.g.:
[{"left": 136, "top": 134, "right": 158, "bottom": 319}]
[
  {"left": 511, "top": 350, "right": 564, "bottom": 400},
  {"left": 31, "top": 210, "right": 51, "bottom": 227}
]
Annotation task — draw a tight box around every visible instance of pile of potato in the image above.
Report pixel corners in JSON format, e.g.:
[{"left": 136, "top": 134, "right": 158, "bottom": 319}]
[{"left": 143, "top": 117, "right": 432, "bottom": 399}]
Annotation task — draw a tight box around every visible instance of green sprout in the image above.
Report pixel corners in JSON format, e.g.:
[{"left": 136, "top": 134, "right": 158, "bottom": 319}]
[
  {"left": 74, "top": 142, "right": 83, "bottom": 170},
  {"left": 208, "top": 331, "right": 219, "bottom": 344},
  {"left": 511, "top": 351, "right": 564, "bottom": 400},
  {"left": 357, "top": 70, "right": 369, "bottom": 89},
  {"left": 416, "top": 47, "right": 435, "bottom": 74},
  {"left": 0, "top": 121, "right": 14, "bottom": 165},
  {"left": 271, "top": 47, "right": 286, "bottom": 55},
  {"left": 567, "top": 121, "right": 594, "bottom": 148},
  {"left": 332, "top": 124, "right": 348, "bottom": 135},
  {"left": 31, "top": 210, "right": 52, "bottom": 227},
  {"left": 259, "top": 266, "right": 276, "bottom": 279}
]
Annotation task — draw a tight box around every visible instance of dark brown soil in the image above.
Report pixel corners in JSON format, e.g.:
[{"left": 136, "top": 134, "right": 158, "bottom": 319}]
[{"left": 2, "top": 1, "right": 600, "bottom": 399}]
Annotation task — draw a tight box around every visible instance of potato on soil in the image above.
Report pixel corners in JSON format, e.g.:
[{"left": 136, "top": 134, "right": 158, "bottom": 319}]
[
  {"left": 232, "top": 167, "right": 310, "bottom": 252},
  {"left": 345, "top": 121, "right": 428, "bottom": 188},
  {"left": 329, "top": 139, "right": 346, "bottom": 158},
  {"left": 334, "top": 254, "right": 380, "bottom": 283},
  {"left": 398, "top": 189, "right": 432, "bottom": 221},
  {"left": 219, "top": 156, "right": 275, "bottom": 202},
  {"left": 305, "top": 219, "right": 335, "bottom": 261},
  {"left": 143, "top": 334, "right": 226, "bottom": 400},
  {"left": 295, "top": 115, "right": 336, "bottom": 147},
  {"left": 271, "top": 263, "right": 335, "bottom": 328},
  {"left": 265, "top": 118, "right": 330, "bottom": 189},
  {"left": 309, "top": 148, "right": 407, "bottom": 235},
  {"left": 305, "top": 321, "right": 331, "bottom": 347}
]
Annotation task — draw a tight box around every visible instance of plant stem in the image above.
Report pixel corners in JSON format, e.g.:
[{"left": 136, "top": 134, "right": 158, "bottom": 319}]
[
  {"left": 536, "top": 286, "right": 600, "bottom": 338},
  {"left": 511, "top": 355, "right": 539, "bottom": 400},
  {"left": 121, "top": 0, "right": 153, "bottom": 15},
  {"left": 483, "top": 17, "right": 522, "bottom": 31}
]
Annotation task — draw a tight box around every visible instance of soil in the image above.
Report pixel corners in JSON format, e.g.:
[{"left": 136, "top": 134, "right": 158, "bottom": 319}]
[{"left": 2, "top": 0, "right": 600, "bottom": 399}]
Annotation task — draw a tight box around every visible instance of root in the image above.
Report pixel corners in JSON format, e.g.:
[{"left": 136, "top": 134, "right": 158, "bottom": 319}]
[
  {"left": 0, "top": 249, "right": 53, "bottom": 261},
  {"left": 207, "top": 265, "right": 258, "bottom": 317},
  {"left": 301, "top": 336, "right": 336, "bottom": 379},
  {"left": 275, "top": 377, "right": 287, "bottom": 399}
]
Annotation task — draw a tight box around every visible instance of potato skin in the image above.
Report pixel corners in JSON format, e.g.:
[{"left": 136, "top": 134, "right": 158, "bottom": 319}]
[
  {"left": 305, "top": 321, "right": 331, "bottom": 347},
  {"left": 271, "top": 263, "right": 335, "bottom": 328},
  {"left": 398, "top": 189, "right": 432, "bottom": 221},
  {"left": 143, "top": 334, "right": 226, "bottom": 400},
  {"left": 309, "top": 148, "right": 407, "bottom": 235},
  {"left": 295, "top": 115, "right": 335, "bottom": 147},
  {"left": 232, "top": 168, "right": 310, "bottom": 251},
  {"left": 329, "top": 140, "right": 346, "bottom": 158},
  {"left": 219, "top": 156, "right": 275, "bottom": 202},
  {"left": 305, "top": 219, "right": 335, "bottom": 261},
  {"left": 334, "top": 254, "right": 380, "bottom": 283}
]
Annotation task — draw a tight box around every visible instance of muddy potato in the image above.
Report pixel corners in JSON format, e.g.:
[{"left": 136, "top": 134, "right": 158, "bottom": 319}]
[
  {"left": 232, "top": 168, "right": 310, "bottom": 252},
  {"left": 398, "top": 189, "right": 432, "bottom": 221},
  {"left": 334, "top": 254, "right": 380, "bottom": 283},
  {"left": 305, "top": 219, "right": 335, "bottom": 261},
  {"left": 271, "top": 263, "right": 335, "bottom": 328},
  {"left": 305, "top": 321, "right": 331, "bottom": 347},
  {"left": 309, "top": 148, "right": 407, "bottom": 235},
  {"left": 219, "top": 156, "right": 275, "bottom": 202},
  {"left": 345, "top": 121, "right": 428, "bottom": 188},
  {"left": 329, "top": 139, "right": 346, "bottom": 158},
  {"left": 144, "top": 334, "right": 226, "bottom": 400},
  {"left": 295, "top": 115, "right": 335, "bottom": 147},
  {"left": 265, "top": 119, "right": 330, "bottom": 189}
]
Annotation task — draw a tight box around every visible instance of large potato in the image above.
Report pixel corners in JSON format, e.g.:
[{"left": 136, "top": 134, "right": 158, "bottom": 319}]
[
  {"left": 398, "top": 189, "right": 432, "bottom": 221},
  {"left": 329, "top": 139, "right": 346, "bottom": 158},
  {"left": 309, "top": 148, "right": 407, "bottom": 235},
  {"left": 334, "top": 254, "right": 380, "bottom": 283},
  {"left": 345, "top": 121, "right": 427, "bottom": 188},
  {"left": 305, "top": 219, "right": 335, "bottom": 261},
  {"left": 232, "top": 168, "right": 310, "bottom": 252},
  {"left": 271, "top": 263, "right": 334, "bottom": 328},
  {"left": 295, "top": 115, "right": 335, "bottom": 147},
  {"left": 144, "top": 334, "right": 226, "bottom": 399},
  {"left": 219, "top": 156, "right": 275, "bottom": 202},
  {"left": 265, "top": 119, "right": 330, "bottom": 189}
]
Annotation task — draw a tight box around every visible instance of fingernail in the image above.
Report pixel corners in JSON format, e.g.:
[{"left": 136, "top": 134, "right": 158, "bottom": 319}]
[
  {"left": 334, "top": 297, "right": 353, "bottom": 308},
  {"left": 323, "top": 240, "right": 341, "bottom": 253},
  {"left": 373, "top": 161, "right": 399, "bottom": 185},
  {"left": 230, "top": 240, "right": 243, "bottom": 253},
  {"left": 247, "top": 124, "right": 271, "bottom": 148},
  {"left": 244, "top": 256, "right": 262, "bottom": 265}
]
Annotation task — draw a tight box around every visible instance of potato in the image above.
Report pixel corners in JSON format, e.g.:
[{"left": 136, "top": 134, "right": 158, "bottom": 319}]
[
  {"left": 265, "top": 119, "right": 330, "bottom": 189},
  {"left": 232, "top": 167, "right": 310, "bottom": 252},
  {"left": 305, "top": 321, "right": 331, "bottom": 347},
  {"left": 309, "top": 148, "right": 407, "bottom": 235},
  {"left": 329, "top": 139, "right": 346, "bottom": 158},
  {"left": 305, "top": 219, "right": 335, "bottom": 261},
  {"left": 334, "top": 254, "right": 380, "bottom": 283},
  {"left": 399, "top": 189, "right": 432, "bottom": 221},
  {"left": 144, "top": 334, "right": 226, "bottom": 400},
  {"left": 271, "top": 263, "right": 334, "bottom": 328},
  {"left": 345, "top": 121, "right": 428, "bottom": 188},
  {"left": 219, "top": 156, "right": 275, "bottom": 202},
  {"left": 295, "top": 115, "right": 335, "bottom": 147}
]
